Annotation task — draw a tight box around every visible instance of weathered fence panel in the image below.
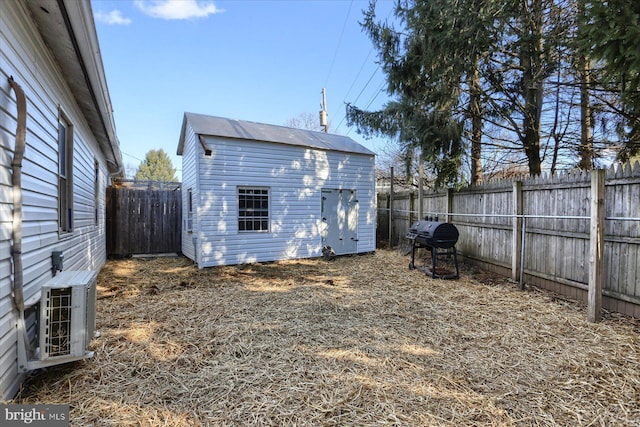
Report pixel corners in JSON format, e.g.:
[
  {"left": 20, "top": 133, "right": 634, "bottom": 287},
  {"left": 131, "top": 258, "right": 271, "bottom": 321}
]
[
  {"left": 106, "top": 186, "right": 182, "bottom": 256},
  {"left": 453, "top": 183, "right": 513, "bottom": 272},
  {"left": 378, "top": 162, "right": 640, "bottom": 317}
]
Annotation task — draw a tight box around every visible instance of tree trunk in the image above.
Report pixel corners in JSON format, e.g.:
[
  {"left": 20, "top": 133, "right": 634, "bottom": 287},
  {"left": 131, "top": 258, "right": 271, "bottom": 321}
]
[
  {"left": 578, "top": 54, "right": 593, "bottom": 170},
  {"left": 469, "top": 64, "right": 483, "bottom": 184},
  {"left": 520, "top": 0, "right": 544, "bottom": 176},
  {"left": 550, "top": 68, "right": 561, "bottom": 175}
]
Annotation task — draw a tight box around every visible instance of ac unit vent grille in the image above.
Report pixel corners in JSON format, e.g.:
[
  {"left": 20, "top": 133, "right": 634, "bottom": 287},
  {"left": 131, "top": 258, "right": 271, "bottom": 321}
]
[
  {"left": 43, "top": 287, "right": 74, "bottom": 357},
  {"left": 18, "top": 270, "right": 98, "bottom": 372},
  {"left": 37, "top": 270, "right": 97, "bottom": 363}
]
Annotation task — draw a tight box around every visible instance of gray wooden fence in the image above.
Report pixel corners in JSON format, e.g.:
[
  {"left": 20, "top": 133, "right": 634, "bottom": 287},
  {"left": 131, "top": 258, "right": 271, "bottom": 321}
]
[
  {"left": 106, "top": 186, "right": 182, "bottom": 256},
  {"left": 378, "top": 162, "right": 640, "bottom": 318}
]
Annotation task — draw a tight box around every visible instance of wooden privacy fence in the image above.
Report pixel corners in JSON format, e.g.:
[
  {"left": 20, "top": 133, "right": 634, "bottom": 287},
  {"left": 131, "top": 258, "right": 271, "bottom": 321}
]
[
  {"left": 106, "top": 184, "right": 182, "bottom": 256},
  {"left": 377, "top": 162, "right": 640, "bottom": 319}
]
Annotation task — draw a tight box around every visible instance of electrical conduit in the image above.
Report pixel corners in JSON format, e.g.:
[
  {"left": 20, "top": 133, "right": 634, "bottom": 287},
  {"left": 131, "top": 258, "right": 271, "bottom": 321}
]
[{"left": 8, "top": 76, "right": 26, "bottom": 312}]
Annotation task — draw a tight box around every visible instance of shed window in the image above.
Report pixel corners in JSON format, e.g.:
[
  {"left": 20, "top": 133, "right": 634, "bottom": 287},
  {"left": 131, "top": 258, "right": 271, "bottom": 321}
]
[
  {"left": 238, "top": 187, "right": 269, "bottom": 232},
  {"left": 186, "top": 188, "right": 193, "bottom": 232}
]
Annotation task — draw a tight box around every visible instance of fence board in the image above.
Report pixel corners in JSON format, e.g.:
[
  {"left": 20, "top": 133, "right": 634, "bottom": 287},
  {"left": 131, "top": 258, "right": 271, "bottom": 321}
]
[
  {"left": 378, "top": 161, "right": 640, "bottom": 317},
  {"left": 106, "top": 187, "right": 182, "bottom": 256}
]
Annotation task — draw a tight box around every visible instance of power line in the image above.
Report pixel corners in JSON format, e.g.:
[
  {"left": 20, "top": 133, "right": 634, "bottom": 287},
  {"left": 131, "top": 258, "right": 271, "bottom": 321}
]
[
  {"left": 122, "top": 151, "right": 144, "bottom": 162},
  {"left": 324, "top": 0, "right": 354, "bottom": 87},
  {"left": 365, "top": 79, "right": 387, "bottom": 109},
  {"left": 330, "top": 1, "right": 396, "bottom": 134},
  {"left": 122, "top": 151, "right": 182, "bottom": 172},
  {"left": 335, "top": 66, "right": 380, "bottom": 133},
  {"left": 346, "top": 79, "right": 387, "bottom": 136},
  {"left": 334, "top": 49, "right": 375, "bottom": 133},
  {"left": 343, "top": 48, "right": 373, "bottom": 101},
  {"left": 342, "top": 3, "right": 395, "bottom": 103}
]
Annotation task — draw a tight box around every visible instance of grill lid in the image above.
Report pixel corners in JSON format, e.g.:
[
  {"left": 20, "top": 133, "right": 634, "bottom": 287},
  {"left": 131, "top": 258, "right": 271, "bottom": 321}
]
[{"left": 409, "top": 220, "right": 459, "bottom": 249}]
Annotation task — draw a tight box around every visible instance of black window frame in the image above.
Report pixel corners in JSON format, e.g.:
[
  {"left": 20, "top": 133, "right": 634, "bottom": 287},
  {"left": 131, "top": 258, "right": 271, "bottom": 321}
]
[{"left": 237, "top": 187, "right": 270, "bottom": 233}]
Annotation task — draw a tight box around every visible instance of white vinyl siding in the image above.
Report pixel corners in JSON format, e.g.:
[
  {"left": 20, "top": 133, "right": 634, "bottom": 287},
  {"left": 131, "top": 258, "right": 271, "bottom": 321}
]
[
  {"left": 1, "top": 1, "right": 110, "bottom": 400},
  {"left": 188, "top": 135, "right": 375, "bottom": 267},
  {"left": 179, "top": 122, "right": 199, "bottom": 262}
]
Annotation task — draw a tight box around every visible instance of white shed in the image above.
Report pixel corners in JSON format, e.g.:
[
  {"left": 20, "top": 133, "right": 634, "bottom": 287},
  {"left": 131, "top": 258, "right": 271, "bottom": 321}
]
[
  {"left": 1, "top": 0, "right": 122, "bottom": 399},
  {"left": 177, "top": 112, "right": 376, "bottom": 267}
]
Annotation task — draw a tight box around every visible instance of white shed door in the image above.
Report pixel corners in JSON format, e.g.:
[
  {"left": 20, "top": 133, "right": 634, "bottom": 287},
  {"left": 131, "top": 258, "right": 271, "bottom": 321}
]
[{"left": 320, "top": 189, "right": 358, "bottom": 255}]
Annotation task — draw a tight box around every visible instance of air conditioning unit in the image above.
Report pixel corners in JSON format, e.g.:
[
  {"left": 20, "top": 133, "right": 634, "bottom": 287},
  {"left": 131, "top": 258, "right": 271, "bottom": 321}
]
[{"left": 18, "top": 270, "right": 97, "bottom": 371}]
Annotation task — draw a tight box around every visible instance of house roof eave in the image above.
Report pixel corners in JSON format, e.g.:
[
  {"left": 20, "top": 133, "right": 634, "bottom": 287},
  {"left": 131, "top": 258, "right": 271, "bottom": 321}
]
[{"left": 25, "top": 0, "right": 124, "bottom": 177}]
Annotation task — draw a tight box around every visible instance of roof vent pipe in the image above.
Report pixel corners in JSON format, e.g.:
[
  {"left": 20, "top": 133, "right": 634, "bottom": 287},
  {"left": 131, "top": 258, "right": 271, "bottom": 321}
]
[{"left": 8, "top": 76, "right": 26, "bottom": 312}]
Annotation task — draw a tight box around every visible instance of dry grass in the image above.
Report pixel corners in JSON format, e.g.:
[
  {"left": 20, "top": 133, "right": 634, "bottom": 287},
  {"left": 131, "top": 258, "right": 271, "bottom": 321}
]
[{"left": 14, "top": 250, "right": 640, "bottom": 426}]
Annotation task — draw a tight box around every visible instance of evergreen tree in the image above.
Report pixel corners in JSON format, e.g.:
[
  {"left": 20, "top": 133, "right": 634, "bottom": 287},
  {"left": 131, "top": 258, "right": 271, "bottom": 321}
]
[
  {"left": 134, "top": 149, "right": 177, "bottom": 182},
  {"left": 579, "top": 0, "right": 640, "bottom": 162},
  {"left": 351, "top": 0, "right": 633, "bottom": 181},
  {"left": 347, "top": 0, "right": 495, "bottom": 186}
]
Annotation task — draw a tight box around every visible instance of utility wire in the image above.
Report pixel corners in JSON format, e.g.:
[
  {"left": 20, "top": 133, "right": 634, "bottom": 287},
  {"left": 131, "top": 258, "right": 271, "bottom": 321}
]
[
  {"left": 324, "top": 0, "right": 354, "bottom": 87},
  {"left": 346, "top": 79, "right": 387, "bottom": 136},
  {"left": 365, "top": 79, "right": 387, "bottom": 109},
  {"left": 123, "top": 151, "right": 182, "bottom": 171},
  {"left": 335, "top": 66, "right": 380, "bottom": 133},
  {"left": 334, "top": 49, "right": 375, "bottom": 133},
  {"left": 122, "top": 151, "right": 144, "bottom": 162},
  {"left": 331, "top": 1, "right": 396, "bottom": 134},
  {"left": 343, "top": 48, "right": 373, "bottom": 101}
]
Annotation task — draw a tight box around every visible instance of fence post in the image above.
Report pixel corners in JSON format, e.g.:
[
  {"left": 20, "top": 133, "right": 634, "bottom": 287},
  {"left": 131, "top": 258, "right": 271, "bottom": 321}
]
[
  {"left": 512, "top": 181, "right": 523, "bottom": 284},
  {"left": 588, "top": 169, "right": 605, "bottom": 322},
  {"left": 389, "top": 166, "right": 394, "bottom": 247},
  {"left": 409, "top": 192, "right": 414, "bottom": 225},
  {"left": 418, "top": 158, "right": 424, "bottom": 220},
  {"left": 445, "top": 188, "right": 453, "bottom": 223}
]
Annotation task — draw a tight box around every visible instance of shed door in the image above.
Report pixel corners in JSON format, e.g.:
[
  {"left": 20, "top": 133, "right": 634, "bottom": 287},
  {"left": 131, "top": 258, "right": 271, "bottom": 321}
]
[{"left": 320, "top": 189, "right": 358, "bottom": 255}]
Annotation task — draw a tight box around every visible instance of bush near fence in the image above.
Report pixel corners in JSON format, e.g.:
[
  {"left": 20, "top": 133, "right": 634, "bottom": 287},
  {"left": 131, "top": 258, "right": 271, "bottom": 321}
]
[{"left": 378, "top": 162, "right": 640, "bottom": 318}]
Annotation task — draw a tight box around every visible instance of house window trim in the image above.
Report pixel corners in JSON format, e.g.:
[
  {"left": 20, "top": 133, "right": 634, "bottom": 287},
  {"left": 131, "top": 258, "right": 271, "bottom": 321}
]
[
  {"left": 58, "top": 109, "right": 73, "bottom": 235},
  {"left": 237, "top": 186, "right": 270, "bottom": 233}
]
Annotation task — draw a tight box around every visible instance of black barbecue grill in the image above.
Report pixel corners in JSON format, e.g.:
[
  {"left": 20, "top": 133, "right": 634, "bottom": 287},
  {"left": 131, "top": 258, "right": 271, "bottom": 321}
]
[{"left": 407, "top": 218, "right": 460, "bottom": 279}]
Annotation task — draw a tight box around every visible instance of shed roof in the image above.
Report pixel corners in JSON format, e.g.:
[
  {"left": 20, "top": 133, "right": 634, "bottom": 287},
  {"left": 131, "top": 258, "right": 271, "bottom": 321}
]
[{"left": 177, "top": 112, "right": 375, "bottom": 157}]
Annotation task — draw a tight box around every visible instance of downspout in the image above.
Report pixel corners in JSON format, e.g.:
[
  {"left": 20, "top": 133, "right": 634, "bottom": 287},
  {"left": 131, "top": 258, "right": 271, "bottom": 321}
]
[{"left": 8, "top": 76, "right": 26, "bottom": 312}]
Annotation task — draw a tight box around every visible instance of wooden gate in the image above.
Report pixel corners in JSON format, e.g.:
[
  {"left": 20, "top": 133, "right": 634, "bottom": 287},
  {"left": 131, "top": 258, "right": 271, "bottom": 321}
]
[{"left": 106, "top": 185, "right": 181, "bottom": 256}]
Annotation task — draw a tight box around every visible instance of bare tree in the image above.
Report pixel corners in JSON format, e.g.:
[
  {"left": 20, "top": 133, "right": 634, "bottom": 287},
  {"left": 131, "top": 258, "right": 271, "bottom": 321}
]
[{"left": 284, "top": 112, "right": 325, "bottom": 132}]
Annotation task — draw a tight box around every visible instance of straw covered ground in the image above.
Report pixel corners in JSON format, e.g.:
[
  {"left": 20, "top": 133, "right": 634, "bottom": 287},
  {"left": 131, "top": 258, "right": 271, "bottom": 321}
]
[{"left": 15, "top": 250, "right": 640, "bottom": 426}]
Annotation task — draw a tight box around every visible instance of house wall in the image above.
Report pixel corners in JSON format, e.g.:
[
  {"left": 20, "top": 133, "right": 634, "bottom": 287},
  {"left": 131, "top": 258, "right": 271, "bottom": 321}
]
[
  {"left": 186, "top": 133, "right": 375, "bottom": 267},
  {"left": 1, "top": 1, "right": 110, "bottom": 399}
]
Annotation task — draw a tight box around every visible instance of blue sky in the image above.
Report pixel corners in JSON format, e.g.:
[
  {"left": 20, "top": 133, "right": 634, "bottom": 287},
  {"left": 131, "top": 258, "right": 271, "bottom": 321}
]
[{"left": 92, "top": 0, "right": 395, "bottom": 179}]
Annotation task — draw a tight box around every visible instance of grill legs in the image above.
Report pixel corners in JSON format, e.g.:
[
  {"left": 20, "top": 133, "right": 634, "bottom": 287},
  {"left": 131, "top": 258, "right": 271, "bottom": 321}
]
[
  {"left": 429, "top": 246, "right": 459, "bottom": 279},
  {"left": 409, "top": 240, "right": 459, "bottom": 279}
]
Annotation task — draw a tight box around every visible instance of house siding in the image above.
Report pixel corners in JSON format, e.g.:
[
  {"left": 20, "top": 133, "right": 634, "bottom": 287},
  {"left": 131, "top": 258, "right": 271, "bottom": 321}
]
[
  {"left": 1, "top": 1, "right": 110, "bottom": 399},
  {"left": 193, "top": 135, "right": 375, "bottom": 267}
]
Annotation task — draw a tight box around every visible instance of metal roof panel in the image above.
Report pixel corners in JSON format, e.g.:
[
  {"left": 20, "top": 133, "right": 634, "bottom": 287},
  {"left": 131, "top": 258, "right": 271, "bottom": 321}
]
[{"left": 182, "top": 112, "right": 375, "bottom": 156}]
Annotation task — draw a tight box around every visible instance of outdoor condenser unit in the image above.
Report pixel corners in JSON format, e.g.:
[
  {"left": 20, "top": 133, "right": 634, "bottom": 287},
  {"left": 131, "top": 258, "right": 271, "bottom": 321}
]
[{"left": 19, "top": 270, "right": 97, "bottom": 371}]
